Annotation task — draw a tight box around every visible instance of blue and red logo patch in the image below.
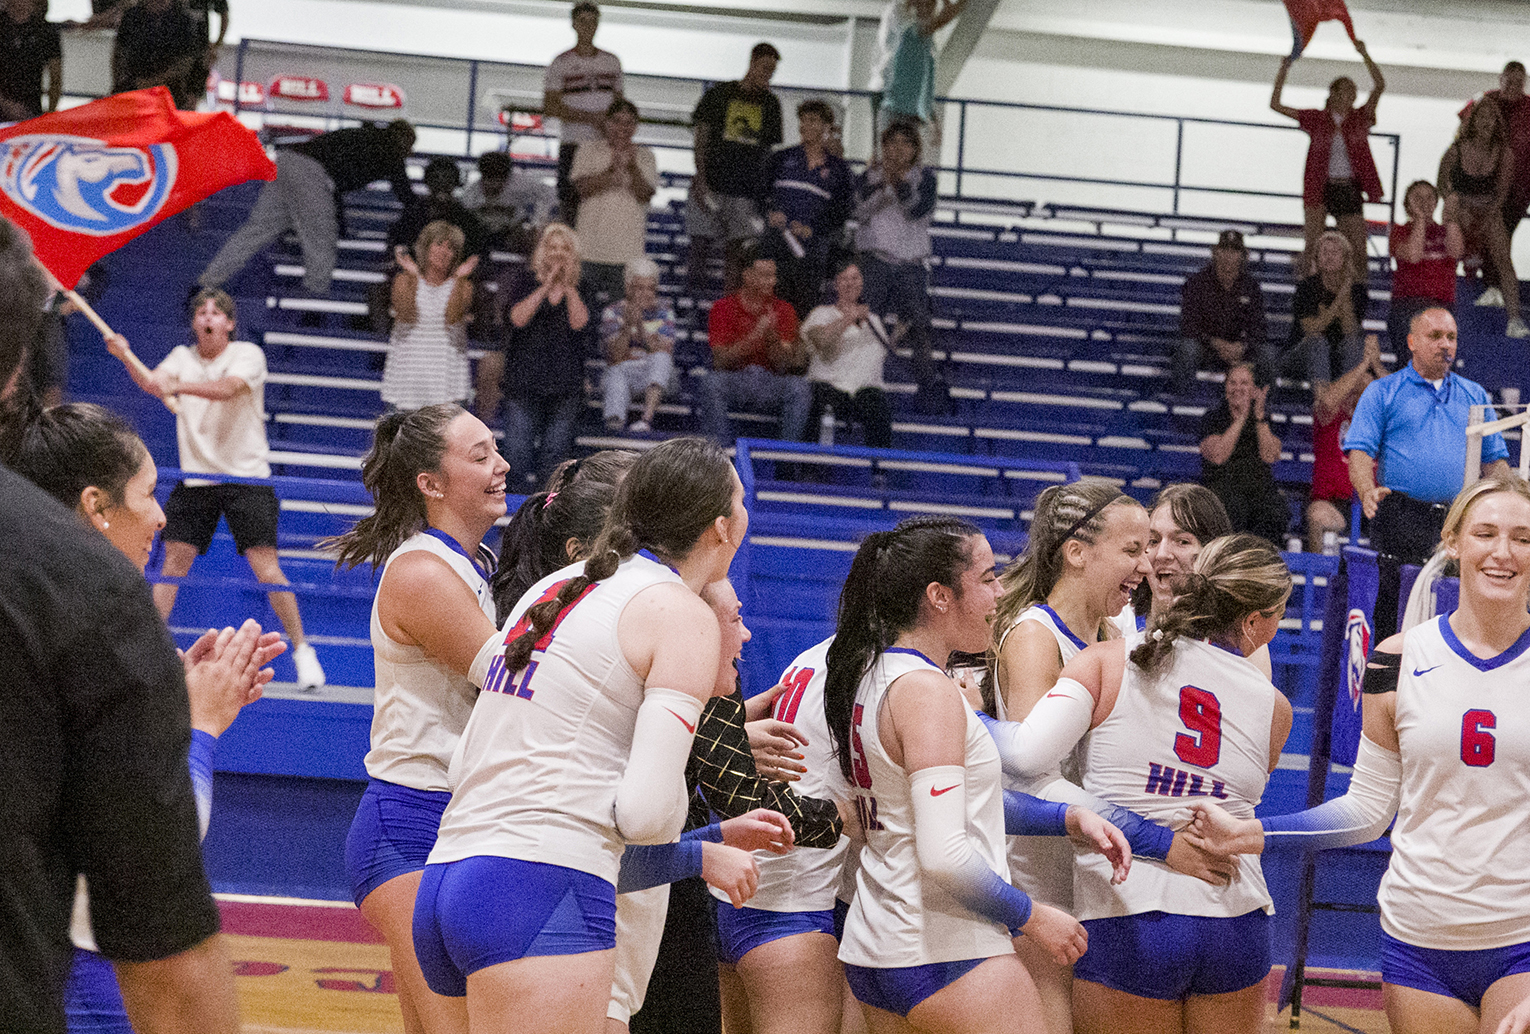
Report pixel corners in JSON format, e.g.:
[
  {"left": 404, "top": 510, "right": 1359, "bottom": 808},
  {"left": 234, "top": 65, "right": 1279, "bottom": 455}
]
[{"left": 0, "top": 135, "right": 177, "bottom": 236}]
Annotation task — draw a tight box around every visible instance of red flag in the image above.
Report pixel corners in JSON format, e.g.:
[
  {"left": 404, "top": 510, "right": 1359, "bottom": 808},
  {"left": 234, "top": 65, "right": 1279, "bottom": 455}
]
[
  {"left": 1284, "top": 0, "right": 1357, "bottom": 58},
  {"left": 0, "top": 87, "right": 276, "bottom": 288}
]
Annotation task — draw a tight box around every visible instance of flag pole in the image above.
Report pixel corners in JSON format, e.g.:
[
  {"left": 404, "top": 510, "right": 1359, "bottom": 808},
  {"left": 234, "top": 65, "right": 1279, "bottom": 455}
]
[{"left": 35, "top": 262, "right": 179, "bottom": 415}]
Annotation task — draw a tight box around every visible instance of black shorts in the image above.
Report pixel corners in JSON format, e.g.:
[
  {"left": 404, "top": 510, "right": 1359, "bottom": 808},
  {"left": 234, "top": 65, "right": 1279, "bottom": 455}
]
[
  {"left": 1323, "top": 180, "right": 1365, "bottom": 217},
  {"left": 162, "top": 482, "right": 280, "bottom": 555}
]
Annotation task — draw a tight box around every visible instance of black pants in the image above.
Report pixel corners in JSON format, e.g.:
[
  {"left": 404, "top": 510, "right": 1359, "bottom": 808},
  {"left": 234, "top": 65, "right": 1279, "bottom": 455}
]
[
  {"left": 1369, "top": 491, "right": 1449, "bottom": 640},
  {"left": 556, "top": 142, "right": 580, "bottom": 227},
  {"left": 629, "top": 876, "right": 720, "bottom": 1034},
  {"left": 1211, "top": 481, "right": 1290, "bottom": 547},
  {"left": 808, "top": 382, "right": 893, "bottom": 449}
]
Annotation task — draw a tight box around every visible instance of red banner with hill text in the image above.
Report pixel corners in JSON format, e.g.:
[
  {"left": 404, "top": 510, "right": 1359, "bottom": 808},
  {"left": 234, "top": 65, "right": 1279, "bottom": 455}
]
[{"left": 0, "top": 87, "right": 277, "bottom": 287}]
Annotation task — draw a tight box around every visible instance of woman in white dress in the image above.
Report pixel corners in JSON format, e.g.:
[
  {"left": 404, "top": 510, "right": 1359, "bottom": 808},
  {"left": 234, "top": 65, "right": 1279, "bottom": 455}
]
[{"left": 382, "top": 220, "right": 479, "bottom": 411}]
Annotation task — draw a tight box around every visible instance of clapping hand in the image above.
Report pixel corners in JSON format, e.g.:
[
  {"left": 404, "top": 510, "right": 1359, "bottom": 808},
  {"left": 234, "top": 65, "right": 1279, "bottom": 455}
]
[
  {"left": 393, "top": 245, "right": 421, "bottom": 278},
  {"left": 1252, "top": 383, "right": 1269, "bottom": 422},
  {"left": 454, "top": 255, "right": 480, "bottom": 280}
]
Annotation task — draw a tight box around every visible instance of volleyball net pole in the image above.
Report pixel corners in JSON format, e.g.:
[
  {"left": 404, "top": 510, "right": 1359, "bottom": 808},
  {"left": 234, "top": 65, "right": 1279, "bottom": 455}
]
[{"left": 1464, "top": 403, "right": 1530, "bottom": 489}]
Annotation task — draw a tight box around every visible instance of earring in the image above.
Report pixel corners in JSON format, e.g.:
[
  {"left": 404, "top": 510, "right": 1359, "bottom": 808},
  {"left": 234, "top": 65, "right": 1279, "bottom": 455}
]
[{"left": 101, "top": 519, "right": 110, "bottom": 529}]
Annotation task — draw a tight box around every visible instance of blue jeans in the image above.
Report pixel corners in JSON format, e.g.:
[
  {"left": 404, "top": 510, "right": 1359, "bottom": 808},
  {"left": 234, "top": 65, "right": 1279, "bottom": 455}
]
[
  {"left": 858, "top": 253, "right": 932, "bottom": 386},
  {"left": 503, "top": 393, "right": 583, "bottom": 490},
  {"left": 697, "top": 366, "right": 813, "bottom": 444}
]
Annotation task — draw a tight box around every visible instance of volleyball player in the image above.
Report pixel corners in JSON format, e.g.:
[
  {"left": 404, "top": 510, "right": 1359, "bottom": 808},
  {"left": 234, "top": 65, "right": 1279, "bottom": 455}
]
[
  {"left": 988, "top": 480, "right": 1149, "bottom": 1034},
  {"left": 1130, "top": 483, "right": 1272, "bottom": 678},
  {"left": 12, "top": 403, "right": 282, "bottom": 1034},
  {"left": 1188, "top": 476, "right": 1530, "bottom": 1034},
  {"left": 324, "top": 404, "right": 508, "bottom": 1034},
  {"left": 413, "top": 438, "right": 744, "bottom": 1034},
  {"left": 987, "top": 533, "right": 1292, "bottom": 1033},
  {"left": 825, "top": 516, "right": 1122, "bottom": 1033}
]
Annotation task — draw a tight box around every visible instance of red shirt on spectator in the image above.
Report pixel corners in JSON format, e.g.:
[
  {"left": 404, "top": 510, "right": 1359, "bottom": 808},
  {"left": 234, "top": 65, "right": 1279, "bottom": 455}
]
[
  {"left": 1389, "top": 221, "right": 1457, "bottom": 305},
  {"left": 1296, "top": 107, "right": 1383, "bottom": 206},
  {"left": 709, "top": 293, "right": 800, "bottom": 371},
  {"left": 1310, "top": 409, "right": 1354, "bottom": 504}
]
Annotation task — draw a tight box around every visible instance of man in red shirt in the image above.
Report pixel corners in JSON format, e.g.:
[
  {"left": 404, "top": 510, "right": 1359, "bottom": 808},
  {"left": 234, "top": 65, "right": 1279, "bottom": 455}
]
[
  {"left": 1388, "top": 180, "right": 1463, "bottom": 354},
  {"left": 697, "top": 256, "right": 812, "bottom": 444},
  {"left": 1459, "top": 61, "right": 1530, "bottom": 306},
  {"left": 1271, "top": 36, "right": 1385, "bottom": 280}
]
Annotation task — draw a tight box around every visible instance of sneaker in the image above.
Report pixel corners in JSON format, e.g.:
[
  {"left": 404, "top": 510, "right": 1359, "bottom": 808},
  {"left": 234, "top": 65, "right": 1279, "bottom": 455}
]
[
  {"left": 1477, "top": 286, "right": 1506, "bottom": 307},
  {"left": 1509, "top": 317, "right": 1530, "bottom": 339},
  {"left": 293, "top": 642, "right": 326, "bottom": 691},
  {"left": 627, "top": 419, "right": 651, "bottom": 435}
]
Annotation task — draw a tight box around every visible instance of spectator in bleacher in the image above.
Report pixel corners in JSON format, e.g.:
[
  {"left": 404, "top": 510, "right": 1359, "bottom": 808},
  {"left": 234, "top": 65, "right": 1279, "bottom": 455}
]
[
  {"left": 107, "top": 288, "right": 328, "bottom": 691},
  {"left": 0, "top": 0, "right": 60, "bottom": 121},
  {"left": 1288, "top": 230, "right": 1368, "bottom": 388},
  {"left": 802, "top": 260, "right": 893, "bottom": 448},
  {"left": 110, "top": 0, "right": 203, "bottom": 109},
  {"left": 1458, "top": 62, "right": 1530, "bottom": 309},
  {"left": 855, "top": 120, "right": 942, "bottom": 413},
  {"left": 572, "top": 97, "right": 658, "bottom": 313},
  {"left": 382, "top": 221, "right": 478, "bottom": 413},
  {"left": 600, "top": 257, "right": 674, "bottom": 434},
  {"left": 1169, "top": 229, "right": 1271, "bottom": 397},
  {"left": 760, "top": 99, "right": 854, "bottom": 318},
  {"left": 199, "top": 120, "right": 417, "bottom": 297},
  {"left": 1306, "top": 332, "right": 1385, "bottom": 552},
  {"left": 698, "top": 254, "right": 811, "bottom": 445},
  {"left": 1439, "top": 96, "right": 1530, "bottom": 337},
  {"left": 1271, "top": 38, "right": 1384, "bottom": 280},
  {"left": 183, "top": 0, "right": 228, "bottom": 109},
  {"left": 480, "top": 223, "right": 593, "bottom": 489},
  {"left": 869, "top": 0, "right": 968, "bottom": 137},
  {"left": 461, "top": 150, "right": 556, "bottom": 254},
  {"left": 1343, "top": 306, "right": 1511, "bottom": 636},
  {"left": 1388, "top": 179, "right": 1463, "bottom": 356},
  {"left": 543, "top": 0, "right": 624, "bottom": 227},
  {"left": 387, "top": 157, "right": 489, "bottom": 263},
  {"left": 1198, "top": 361, "right": 1288, "bottom": 546},
  {"left": 686, "top": 42, "right": 784, "bottom": 296}
]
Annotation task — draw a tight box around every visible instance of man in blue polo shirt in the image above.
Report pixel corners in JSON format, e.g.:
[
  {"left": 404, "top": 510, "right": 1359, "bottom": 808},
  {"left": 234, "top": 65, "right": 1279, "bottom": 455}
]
[{"left": 1344, "top": 305, "right": 1509, "bottom": 633}]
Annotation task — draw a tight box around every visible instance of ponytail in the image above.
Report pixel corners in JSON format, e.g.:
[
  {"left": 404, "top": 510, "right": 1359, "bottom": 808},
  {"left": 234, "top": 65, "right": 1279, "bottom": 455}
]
[
  {"left": 824, "top": 517, "right": 981, "bottom": 781},
  {"left": 503, "top": 437, "right": 732, "bottom": 675},
  {"left": 323, "top": 404, "right": 461, "bottom": 570},
  {"left": 1131, "top": 534, "right": 1291, "bottom": 676}
]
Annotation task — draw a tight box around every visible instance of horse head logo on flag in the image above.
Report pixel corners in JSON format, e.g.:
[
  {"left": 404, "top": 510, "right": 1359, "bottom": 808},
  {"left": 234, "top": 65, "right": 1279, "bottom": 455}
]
[
  {"left": 1345, "top": 606, "right": 1372, "bottom": 710},
  {"left": 0, "top": 135, "right": 177, "bottom": 237}
]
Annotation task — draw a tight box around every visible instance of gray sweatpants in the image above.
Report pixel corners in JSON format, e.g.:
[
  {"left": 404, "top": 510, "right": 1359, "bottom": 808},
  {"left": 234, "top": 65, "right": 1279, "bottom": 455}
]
[{"left": 199, "top": 150, "right": 337, "bottom": 295}]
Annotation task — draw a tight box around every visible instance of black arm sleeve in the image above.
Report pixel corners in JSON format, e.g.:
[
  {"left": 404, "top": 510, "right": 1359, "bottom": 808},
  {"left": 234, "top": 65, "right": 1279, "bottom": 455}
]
[
  {"left": 1361, "top": 649, "right": 1400, "bottom": 695},
  {"left": 685, "top": 690, "right": 843, "bottom": 849}
]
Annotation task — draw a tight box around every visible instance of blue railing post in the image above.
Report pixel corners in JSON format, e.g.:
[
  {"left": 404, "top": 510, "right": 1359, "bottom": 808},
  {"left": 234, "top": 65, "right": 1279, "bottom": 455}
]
[
  {"left": 464, "top": 59, "right": 479, "bottom": 156},
  {"left": 1172, "top": 118, "right": 1184, "bottom": 215},
  {"left": 955, "top": 100, "right": 967, "bottom": 202}
]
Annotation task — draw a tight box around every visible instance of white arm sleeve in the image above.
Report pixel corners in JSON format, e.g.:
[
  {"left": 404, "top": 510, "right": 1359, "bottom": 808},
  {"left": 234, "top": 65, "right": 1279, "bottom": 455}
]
[
  {"left": 910, "top": 766, "right": 1033, "bottom": 932},
  {"left": 468, "top": 630, "right": 502, "bottom": 688},
  {"left": 614, "top": 688, "right": 704, "bottom": 845},
  {"left": 980, "top": 678, "right": 1094, "bottom": 780},
  {"left": 1261, "top": 735, "right": 1402, "bottom": 850}
]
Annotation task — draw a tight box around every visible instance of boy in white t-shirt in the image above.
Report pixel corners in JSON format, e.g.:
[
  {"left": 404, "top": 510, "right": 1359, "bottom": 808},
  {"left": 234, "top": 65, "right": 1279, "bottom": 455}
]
[
  {"left": 543, "top": 0, "right": 624, "bottom": 226},
  {"left": 110, "top": 289, "right": 325, "bottom": 689}
]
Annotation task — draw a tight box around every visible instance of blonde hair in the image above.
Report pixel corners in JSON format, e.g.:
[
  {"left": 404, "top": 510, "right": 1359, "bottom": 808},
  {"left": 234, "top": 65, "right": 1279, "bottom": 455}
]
[
  {"left": 413, "top": 220, "right": 465, "bottom": 267},
  {"left": 532, "top": 222, "right": 581, "bottom": 281},
  {"left": 1318, "top": 229, "right": 1352, "bottom": 265},
  {"left": 1441, "top": 474, "right": 1530, "bottom": 553}
]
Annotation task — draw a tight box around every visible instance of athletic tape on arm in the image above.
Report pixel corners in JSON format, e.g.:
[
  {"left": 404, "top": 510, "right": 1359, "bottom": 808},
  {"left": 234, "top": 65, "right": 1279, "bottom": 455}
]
[
  {"left": 910, "top": 765, "right": 1032, "bottom": 934},
  {"left": 1261, "top": 735, "right": 1401, "bottom": 850},
  {"left": 614, "top": 688, "right": 704, "bottom": 844}
]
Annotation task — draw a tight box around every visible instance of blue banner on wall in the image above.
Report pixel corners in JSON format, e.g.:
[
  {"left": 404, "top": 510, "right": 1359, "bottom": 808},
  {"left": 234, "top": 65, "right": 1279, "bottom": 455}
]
[{"left": 1334, "top": 548, "right": 1380, "bottom": 766}]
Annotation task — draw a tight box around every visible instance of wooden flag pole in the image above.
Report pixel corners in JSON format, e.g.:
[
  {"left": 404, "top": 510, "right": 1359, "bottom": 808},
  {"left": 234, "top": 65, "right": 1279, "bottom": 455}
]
[{"left": 36, "top": 262, "right": 179, "bottom": 414}]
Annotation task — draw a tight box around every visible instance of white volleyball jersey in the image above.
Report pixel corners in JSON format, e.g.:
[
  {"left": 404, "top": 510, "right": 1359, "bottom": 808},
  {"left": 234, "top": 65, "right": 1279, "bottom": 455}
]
[
  {"left": 609, "top": 884, "right": 669, "bottom": 1023},
  {"left": 716, "top": 636, "right": 853, "bottom": 913},
  {"left": 429, "top": 553, "right": 683, "bottom": 884},
  {"left": 365, "top": 531, "right": 495, "bottom": 791},
  {"left": 1076, "top": 636, "right": 1275, "bottom": 920},
  {"left": 1380, "top": 615, "right": 1530, "bottom": 950},
  {"left": 995, "top": 604, "right": 1089, "bottom": 909},
  {"left": 839, "top": 649, "right": 1015, "bottom": 968}
]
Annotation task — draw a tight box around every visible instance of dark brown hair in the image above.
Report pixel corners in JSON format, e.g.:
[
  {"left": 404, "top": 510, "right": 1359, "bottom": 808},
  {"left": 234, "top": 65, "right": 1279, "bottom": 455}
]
[{"left": 12, "top": 403, "right": 148, "bottom": 510}]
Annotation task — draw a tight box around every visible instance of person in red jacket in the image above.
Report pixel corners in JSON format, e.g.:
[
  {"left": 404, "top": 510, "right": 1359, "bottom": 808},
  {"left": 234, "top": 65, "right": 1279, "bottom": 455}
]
[{"left": 1272, "top": 38, "right": 1386, "bottom": 281}]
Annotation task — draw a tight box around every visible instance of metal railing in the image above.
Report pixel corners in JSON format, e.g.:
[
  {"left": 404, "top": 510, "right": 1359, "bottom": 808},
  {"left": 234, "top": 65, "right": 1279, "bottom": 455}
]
[{"left": 221, "top": 36, "right": 1401, "bottom": 233}]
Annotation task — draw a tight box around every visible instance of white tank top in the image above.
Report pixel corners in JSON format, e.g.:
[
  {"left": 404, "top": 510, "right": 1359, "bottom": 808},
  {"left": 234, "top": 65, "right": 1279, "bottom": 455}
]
[
  {"left": 1381, "top": 615, "right": 1530, "bottom": 950},
  {"left": 838, "top": 648, "right": 1015, "bottom": 968},
  {"left": 428, "top": 553, "right": 682, "bottom": 884},
  {"left": 381, "top": 277, "right": 471, "bottom": 410},
  {"left": 717, "top": 636, "right": 853, "bottom": 913},
  {"left": 365, "top": 531, "right": 495, "bottom": 790},
  {"left": 995, "top": 604, "right": 1089, "bottom": 909},
  {"left": 1076, "top": 635, "right": 1275, "bottom": 920}
]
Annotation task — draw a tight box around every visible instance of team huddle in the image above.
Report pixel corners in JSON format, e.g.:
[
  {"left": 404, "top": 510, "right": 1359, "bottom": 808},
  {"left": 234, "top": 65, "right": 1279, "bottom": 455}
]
[{"left": 305, "top": 402, "right": 1528, "bottom": 1034}]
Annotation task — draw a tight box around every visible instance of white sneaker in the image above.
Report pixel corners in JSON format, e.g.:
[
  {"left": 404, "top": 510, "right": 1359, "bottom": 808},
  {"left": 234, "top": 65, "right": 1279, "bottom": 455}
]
[
  {"left": 293, "top": 642, "right": 326, "bottom": 691},
  {"left": 1509, "top": 317, "right": 1530, "bottom": 339},
  {"left": 1477, "top": 286, "right": 1506, "bottom": 307},
  {"left": 627, "top": 419, "right": 651, "bottom": 435}
]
